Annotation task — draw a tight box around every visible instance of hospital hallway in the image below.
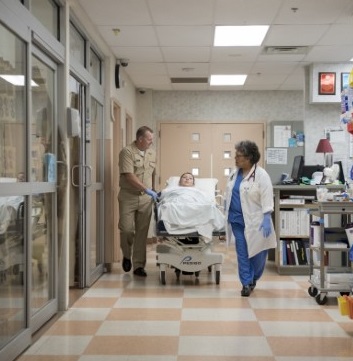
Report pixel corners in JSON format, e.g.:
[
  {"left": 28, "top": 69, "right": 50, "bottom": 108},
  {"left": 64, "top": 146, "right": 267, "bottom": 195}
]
[{"left": 16, "top": 240, "right": 353, "bottom": 361}]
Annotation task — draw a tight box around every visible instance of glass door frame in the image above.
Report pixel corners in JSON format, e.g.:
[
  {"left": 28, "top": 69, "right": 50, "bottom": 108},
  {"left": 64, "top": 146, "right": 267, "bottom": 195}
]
[
  {"left": 29, "top": 46, "right": 58, "bottom": 333},
  {"left": 69, "top": 73, "right": 105, "bottom": 288}
]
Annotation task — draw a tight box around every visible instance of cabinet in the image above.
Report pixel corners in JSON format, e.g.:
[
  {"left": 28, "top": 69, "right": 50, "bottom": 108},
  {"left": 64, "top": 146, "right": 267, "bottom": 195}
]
[
  {"left": 273, "top": 185, "right": 344, "bottom": 275},
  {"left": 308, "top": 201, "right": 353, "bottom": 305}
]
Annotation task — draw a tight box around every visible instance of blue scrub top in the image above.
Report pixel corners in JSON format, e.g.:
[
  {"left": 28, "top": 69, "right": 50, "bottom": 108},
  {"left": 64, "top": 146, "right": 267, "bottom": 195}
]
[{"left": 228, "top": 170, "right": 244, "bottom": 226}]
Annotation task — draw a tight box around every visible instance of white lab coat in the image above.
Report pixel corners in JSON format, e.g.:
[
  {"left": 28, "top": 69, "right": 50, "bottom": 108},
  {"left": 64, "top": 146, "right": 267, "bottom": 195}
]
[{"left": 225, "top": 164, "right": 277, "bottom": 257}]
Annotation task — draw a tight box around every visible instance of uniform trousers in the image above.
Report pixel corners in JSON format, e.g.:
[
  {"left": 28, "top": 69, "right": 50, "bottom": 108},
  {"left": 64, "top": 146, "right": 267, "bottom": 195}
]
[
  {"left": 231, "top": 222, "right": 268, "bottom": 286},
  {"left": 118, "top": 191, "right": 152, "bottom": 270}
]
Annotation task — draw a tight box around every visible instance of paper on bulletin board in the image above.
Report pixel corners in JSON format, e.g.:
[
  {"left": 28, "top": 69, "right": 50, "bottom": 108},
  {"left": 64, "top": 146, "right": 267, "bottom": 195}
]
[
  {"left": 274, "top": 125, "right": 291, "bottom": 147},
  {"left": 266, "top": 148, "right": 287, "bottom": 164},
  {"left": 325, "top": 126, "right": 348, "bottom": 162},
  {"left": 325, "top": 126, "right": 345, "bottom": 143}
]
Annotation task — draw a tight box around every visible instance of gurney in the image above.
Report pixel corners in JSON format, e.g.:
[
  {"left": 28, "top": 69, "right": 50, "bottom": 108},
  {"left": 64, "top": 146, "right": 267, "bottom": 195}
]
[
  {"left": 0, "top": 178, "right": 44, "bottom": 283},
  {"left": 155, "top": 177, "right": 225, "bottom": 285}
]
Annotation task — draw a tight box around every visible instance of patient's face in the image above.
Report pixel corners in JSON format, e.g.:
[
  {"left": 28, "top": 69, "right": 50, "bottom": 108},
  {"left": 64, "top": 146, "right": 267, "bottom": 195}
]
[{"left": 179, "top": 173, "right": 194, "bottom": 187}]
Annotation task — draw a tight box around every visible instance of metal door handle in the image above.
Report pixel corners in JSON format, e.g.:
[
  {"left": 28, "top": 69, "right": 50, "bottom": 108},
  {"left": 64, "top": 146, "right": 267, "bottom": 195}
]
[
  {"left": 71, "top": 165, "right": 79, "bottom": 187},
  {"left": 83, "top": 165, "right": 92, "bottom": 187}
]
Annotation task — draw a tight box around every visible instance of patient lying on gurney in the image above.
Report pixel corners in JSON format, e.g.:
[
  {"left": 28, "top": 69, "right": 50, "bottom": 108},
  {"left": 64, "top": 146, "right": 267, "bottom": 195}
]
[{"left": 157, "top": 172, "right": 225, "bottom": 242}]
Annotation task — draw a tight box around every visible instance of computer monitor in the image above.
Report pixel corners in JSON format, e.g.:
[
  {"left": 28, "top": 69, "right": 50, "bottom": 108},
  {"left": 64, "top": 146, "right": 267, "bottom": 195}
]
[
  {"left": 334, "top": 161, "right": 345, "bottom": 184},
  {"left": 290, "top": 155, "right": 304, "bottom": 183},
  {"left": 302, "top": 164, "right": 324, "bottom": 179}
]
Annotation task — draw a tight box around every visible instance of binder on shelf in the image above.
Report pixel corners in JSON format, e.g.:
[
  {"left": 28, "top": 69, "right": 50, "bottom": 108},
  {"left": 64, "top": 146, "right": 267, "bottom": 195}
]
[
  {"left": 286, "top": 241, "right": 295, "bottom": 265},
  {"left": 292, "top": 241, "right": 299, "bottom": 265},
  {"left": 295, "top": 240, "right": 308, "bottom": 265}
]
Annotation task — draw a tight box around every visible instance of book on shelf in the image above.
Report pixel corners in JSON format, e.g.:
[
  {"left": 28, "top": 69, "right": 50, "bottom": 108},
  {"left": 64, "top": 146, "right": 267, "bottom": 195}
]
[
  {"left": 280, "top": 198, "right": 305, "bottom": 205},
  {"left": 295, "top": 240, "right": 308, "bottom": 265},
  {"left": 280, "top": 239, "right": 309, "bottom": 266},
  {"left": 289, "top": 195, "right": 315, "bottom": 200},
  {"left": 280, "top": 209, "right": 309, "bottom": 236},
  {"left": 323, "top": 242, "right": 348, "bottom": 249}
]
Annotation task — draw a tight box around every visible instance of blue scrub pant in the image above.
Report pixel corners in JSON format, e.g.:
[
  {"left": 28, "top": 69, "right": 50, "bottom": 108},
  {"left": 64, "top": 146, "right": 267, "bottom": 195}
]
[{"left": 231, "top": 222, "right": 268, "bottom": 286}]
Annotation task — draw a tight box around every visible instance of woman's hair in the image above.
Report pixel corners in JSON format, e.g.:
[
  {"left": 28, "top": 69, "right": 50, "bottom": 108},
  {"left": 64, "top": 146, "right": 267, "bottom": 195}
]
[
  {"left": 179, "top": 172, "right": 195, "bottom": 185},
  {"left": 234, "top": 140, "right": 260, "bottom": 165}
]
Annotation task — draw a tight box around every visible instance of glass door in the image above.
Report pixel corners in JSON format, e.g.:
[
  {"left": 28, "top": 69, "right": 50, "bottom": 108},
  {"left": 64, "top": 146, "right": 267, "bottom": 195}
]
[
  {"left": 86, "top": 97, "right": 104, "bottom": 285},
  {"left": 0, "top": 25, "right": 58, "bottom": 360},
  {"left": 30, "top": 51, "right": 58, "bottom": 330},
  {"left": 68, "top": 75, "right": 104, "bottom": 288},
  {"left": 0, "top": 23, "right": 28, "bottom": 356}
]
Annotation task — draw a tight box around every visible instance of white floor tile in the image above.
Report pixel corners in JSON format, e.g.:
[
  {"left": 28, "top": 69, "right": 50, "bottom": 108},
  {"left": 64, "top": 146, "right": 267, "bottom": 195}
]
[
  {"left": 248, "top": 297, "right": 321, "bottom": 309},
  {"left": 183, "top": 288, "right": 237, "bottom": 298},
  {"left": 59, "top": 308, "right": 111, "bottom": 321},
  {"left": 96, "top": 320, "right": 180, "bottom": 336},
  {"left": 182, "top": 308, "right": 256, "bottom": 321},
  {"left": 260, "top": 321, "right": 349, "bottom": 337},
  {"left": 24, "top": 335, "right": 92, "bottom": 355},
  {"left": 114, "top": 297, "right": 183, "bottom": 308},
  {"left": 275, "top": 356, "right": 353, "bottom": 361},
  {"left": 178, "top": 335, "right": 272, "bottom": 356},
  {"left": 257, "top": 281, "right": 302, "bottom": 289},
  {"left": 79, "top": 356, "right": 177, "bottom": 361},
  {"left": 83, "top": 288, "right": 124, "bottom": 298}
]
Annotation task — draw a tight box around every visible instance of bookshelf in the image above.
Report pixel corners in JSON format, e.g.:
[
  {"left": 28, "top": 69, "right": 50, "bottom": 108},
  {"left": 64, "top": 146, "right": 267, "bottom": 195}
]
[{"left": 273, "top": 185, "right": 344, "bottom": 275}]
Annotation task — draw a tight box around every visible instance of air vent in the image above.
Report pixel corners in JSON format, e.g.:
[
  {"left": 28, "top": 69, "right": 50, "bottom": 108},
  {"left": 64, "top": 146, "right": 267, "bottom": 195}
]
[
  {"left": 262, "top": 46, "right": 309, "bottom": 55},
  {"left": 171, "top": 77, "right": 208, "bottom": 84}
]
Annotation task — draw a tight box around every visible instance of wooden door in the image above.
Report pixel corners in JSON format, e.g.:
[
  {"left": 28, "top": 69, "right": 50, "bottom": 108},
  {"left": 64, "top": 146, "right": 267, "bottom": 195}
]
[{"left": 159, "top": 122, "right": 265, "bottom": 195}]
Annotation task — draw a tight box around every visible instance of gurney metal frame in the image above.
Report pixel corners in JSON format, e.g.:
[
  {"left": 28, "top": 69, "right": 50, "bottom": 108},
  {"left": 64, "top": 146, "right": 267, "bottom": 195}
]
[
  {"left": 156, "top": 223, "right": 225, "bottom": 285},
  {"left": 155, "top": 176, "right": 226, "bottom": 285}
]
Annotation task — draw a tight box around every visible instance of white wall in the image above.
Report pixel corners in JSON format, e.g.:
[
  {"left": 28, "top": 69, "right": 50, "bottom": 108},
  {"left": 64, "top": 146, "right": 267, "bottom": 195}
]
[{"left": 136, "top": 66, "right": 352, "bottom": 179}]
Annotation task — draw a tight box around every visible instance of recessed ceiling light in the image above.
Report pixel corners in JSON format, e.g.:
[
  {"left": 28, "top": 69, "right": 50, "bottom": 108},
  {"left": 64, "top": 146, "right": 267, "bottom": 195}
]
[
  {"left": 210, "top": 74, "right": 247, "bottom": 86},
  {"left": 0, "top": 75, "right": 38, "bottom": 86},
  {"left": 214, "top": 25, "right": 269, "bottom": 46}
]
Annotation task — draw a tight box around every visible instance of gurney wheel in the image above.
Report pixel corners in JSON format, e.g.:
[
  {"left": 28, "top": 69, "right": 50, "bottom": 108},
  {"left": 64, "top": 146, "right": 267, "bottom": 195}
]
[
  {"left": 315, "top": 293, "right": 327, "bottom": 305},
  {"left": 160, "top": 270, "right": 166, "bottom": 285},
  {"left": 215, "top": 270, "right": 220, "bottom": 285}
]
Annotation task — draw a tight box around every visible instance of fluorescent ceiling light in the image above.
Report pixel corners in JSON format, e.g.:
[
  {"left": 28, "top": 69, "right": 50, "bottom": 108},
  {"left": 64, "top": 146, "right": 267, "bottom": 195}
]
[
  {"left": 210, "top": 74, "right": 247, "bottom": 86},
  {"left": 0, "top": 75, "right": 38, "bottom": 87},
  {"left": 214, "top": 25, "right": 269, "bottom": 46}
]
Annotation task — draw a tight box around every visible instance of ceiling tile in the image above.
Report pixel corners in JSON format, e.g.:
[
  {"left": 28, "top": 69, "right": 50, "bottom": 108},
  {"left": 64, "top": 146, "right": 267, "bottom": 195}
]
[{"left": 75, "top": 0, "right": 353, "bottom": 91}]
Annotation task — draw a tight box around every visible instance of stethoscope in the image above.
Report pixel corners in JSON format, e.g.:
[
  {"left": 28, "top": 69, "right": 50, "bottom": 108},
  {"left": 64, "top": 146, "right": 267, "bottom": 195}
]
[
  {"left": 230, "top": 165, "right": 257, "bottom": 193},
  {"left": 230, "top": 164, "right": 256, "bottom": 182}
]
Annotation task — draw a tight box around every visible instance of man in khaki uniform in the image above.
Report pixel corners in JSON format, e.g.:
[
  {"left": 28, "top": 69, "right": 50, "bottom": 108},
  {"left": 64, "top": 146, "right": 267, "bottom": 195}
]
[{"left": 118, "top": 126, "right": 157, "bottom": 277}]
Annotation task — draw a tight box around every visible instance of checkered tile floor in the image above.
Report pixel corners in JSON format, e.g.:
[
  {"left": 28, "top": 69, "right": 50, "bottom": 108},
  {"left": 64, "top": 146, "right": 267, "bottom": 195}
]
[{"left": 17, "top": 241, "right": 353, "bottom": 361}]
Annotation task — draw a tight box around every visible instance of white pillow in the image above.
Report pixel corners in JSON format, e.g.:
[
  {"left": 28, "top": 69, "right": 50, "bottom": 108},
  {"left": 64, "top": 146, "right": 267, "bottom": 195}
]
[{"left": 165, "top": 176, "right": 218, "bottom": 201}]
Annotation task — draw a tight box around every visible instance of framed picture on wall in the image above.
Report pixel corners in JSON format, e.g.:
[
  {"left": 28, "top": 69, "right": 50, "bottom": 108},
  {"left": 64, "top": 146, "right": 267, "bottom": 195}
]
[
  {"left": 341, "top": 72, "right": 350, "bottom": 92},
  {"left": 318, "top": 72, "right": 336, "bottom": 95}
]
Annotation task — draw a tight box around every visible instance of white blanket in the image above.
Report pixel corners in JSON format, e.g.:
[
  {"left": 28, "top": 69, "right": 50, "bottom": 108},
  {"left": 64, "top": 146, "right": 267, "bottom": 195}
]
[
  {"left": 158, "top": 186, "right": 225, "bottom": 241},
  {"left": 0, "top": 196, "right": 23, "bottom": 234}
]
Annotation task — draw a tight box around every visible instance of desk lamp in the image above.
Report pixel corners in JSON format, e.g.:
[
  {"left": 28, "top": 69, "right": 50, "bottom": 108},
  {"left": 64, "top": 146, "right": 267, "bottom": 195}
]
[{"left": 315, "top": 138, "right": 333, "bottom": 167}]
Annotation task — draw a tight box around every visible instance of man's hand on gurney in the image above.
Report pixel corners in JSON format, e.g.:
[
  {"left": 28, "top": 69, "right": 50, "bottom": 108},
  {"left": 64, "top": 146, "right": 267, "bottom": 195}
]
[
  {"left": 259, "top": 212, "right": 272, "bottom": 238},
  {"left": 145, "top": 188, "right": 158, "bottom": 201}
]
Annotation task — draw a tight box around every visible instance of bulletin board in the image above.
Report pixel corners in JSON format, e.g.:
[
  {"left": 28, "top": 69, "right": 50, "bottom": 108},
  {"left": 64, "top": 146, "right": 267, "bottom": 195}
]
[{"left": 266, "top": 121, "right": 304, "bottom": 184}]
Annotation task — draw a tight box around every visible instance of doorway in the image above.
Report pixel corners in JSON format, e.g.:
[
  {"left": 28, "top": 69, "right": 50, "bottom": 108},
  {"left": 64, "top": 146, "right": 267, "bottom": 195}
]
[
  {"left": 159, "top": 122, "right": 265, "bottom": 193},
  {"left": 68, "top": 75, "right": 105, "bottom": 288}
]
